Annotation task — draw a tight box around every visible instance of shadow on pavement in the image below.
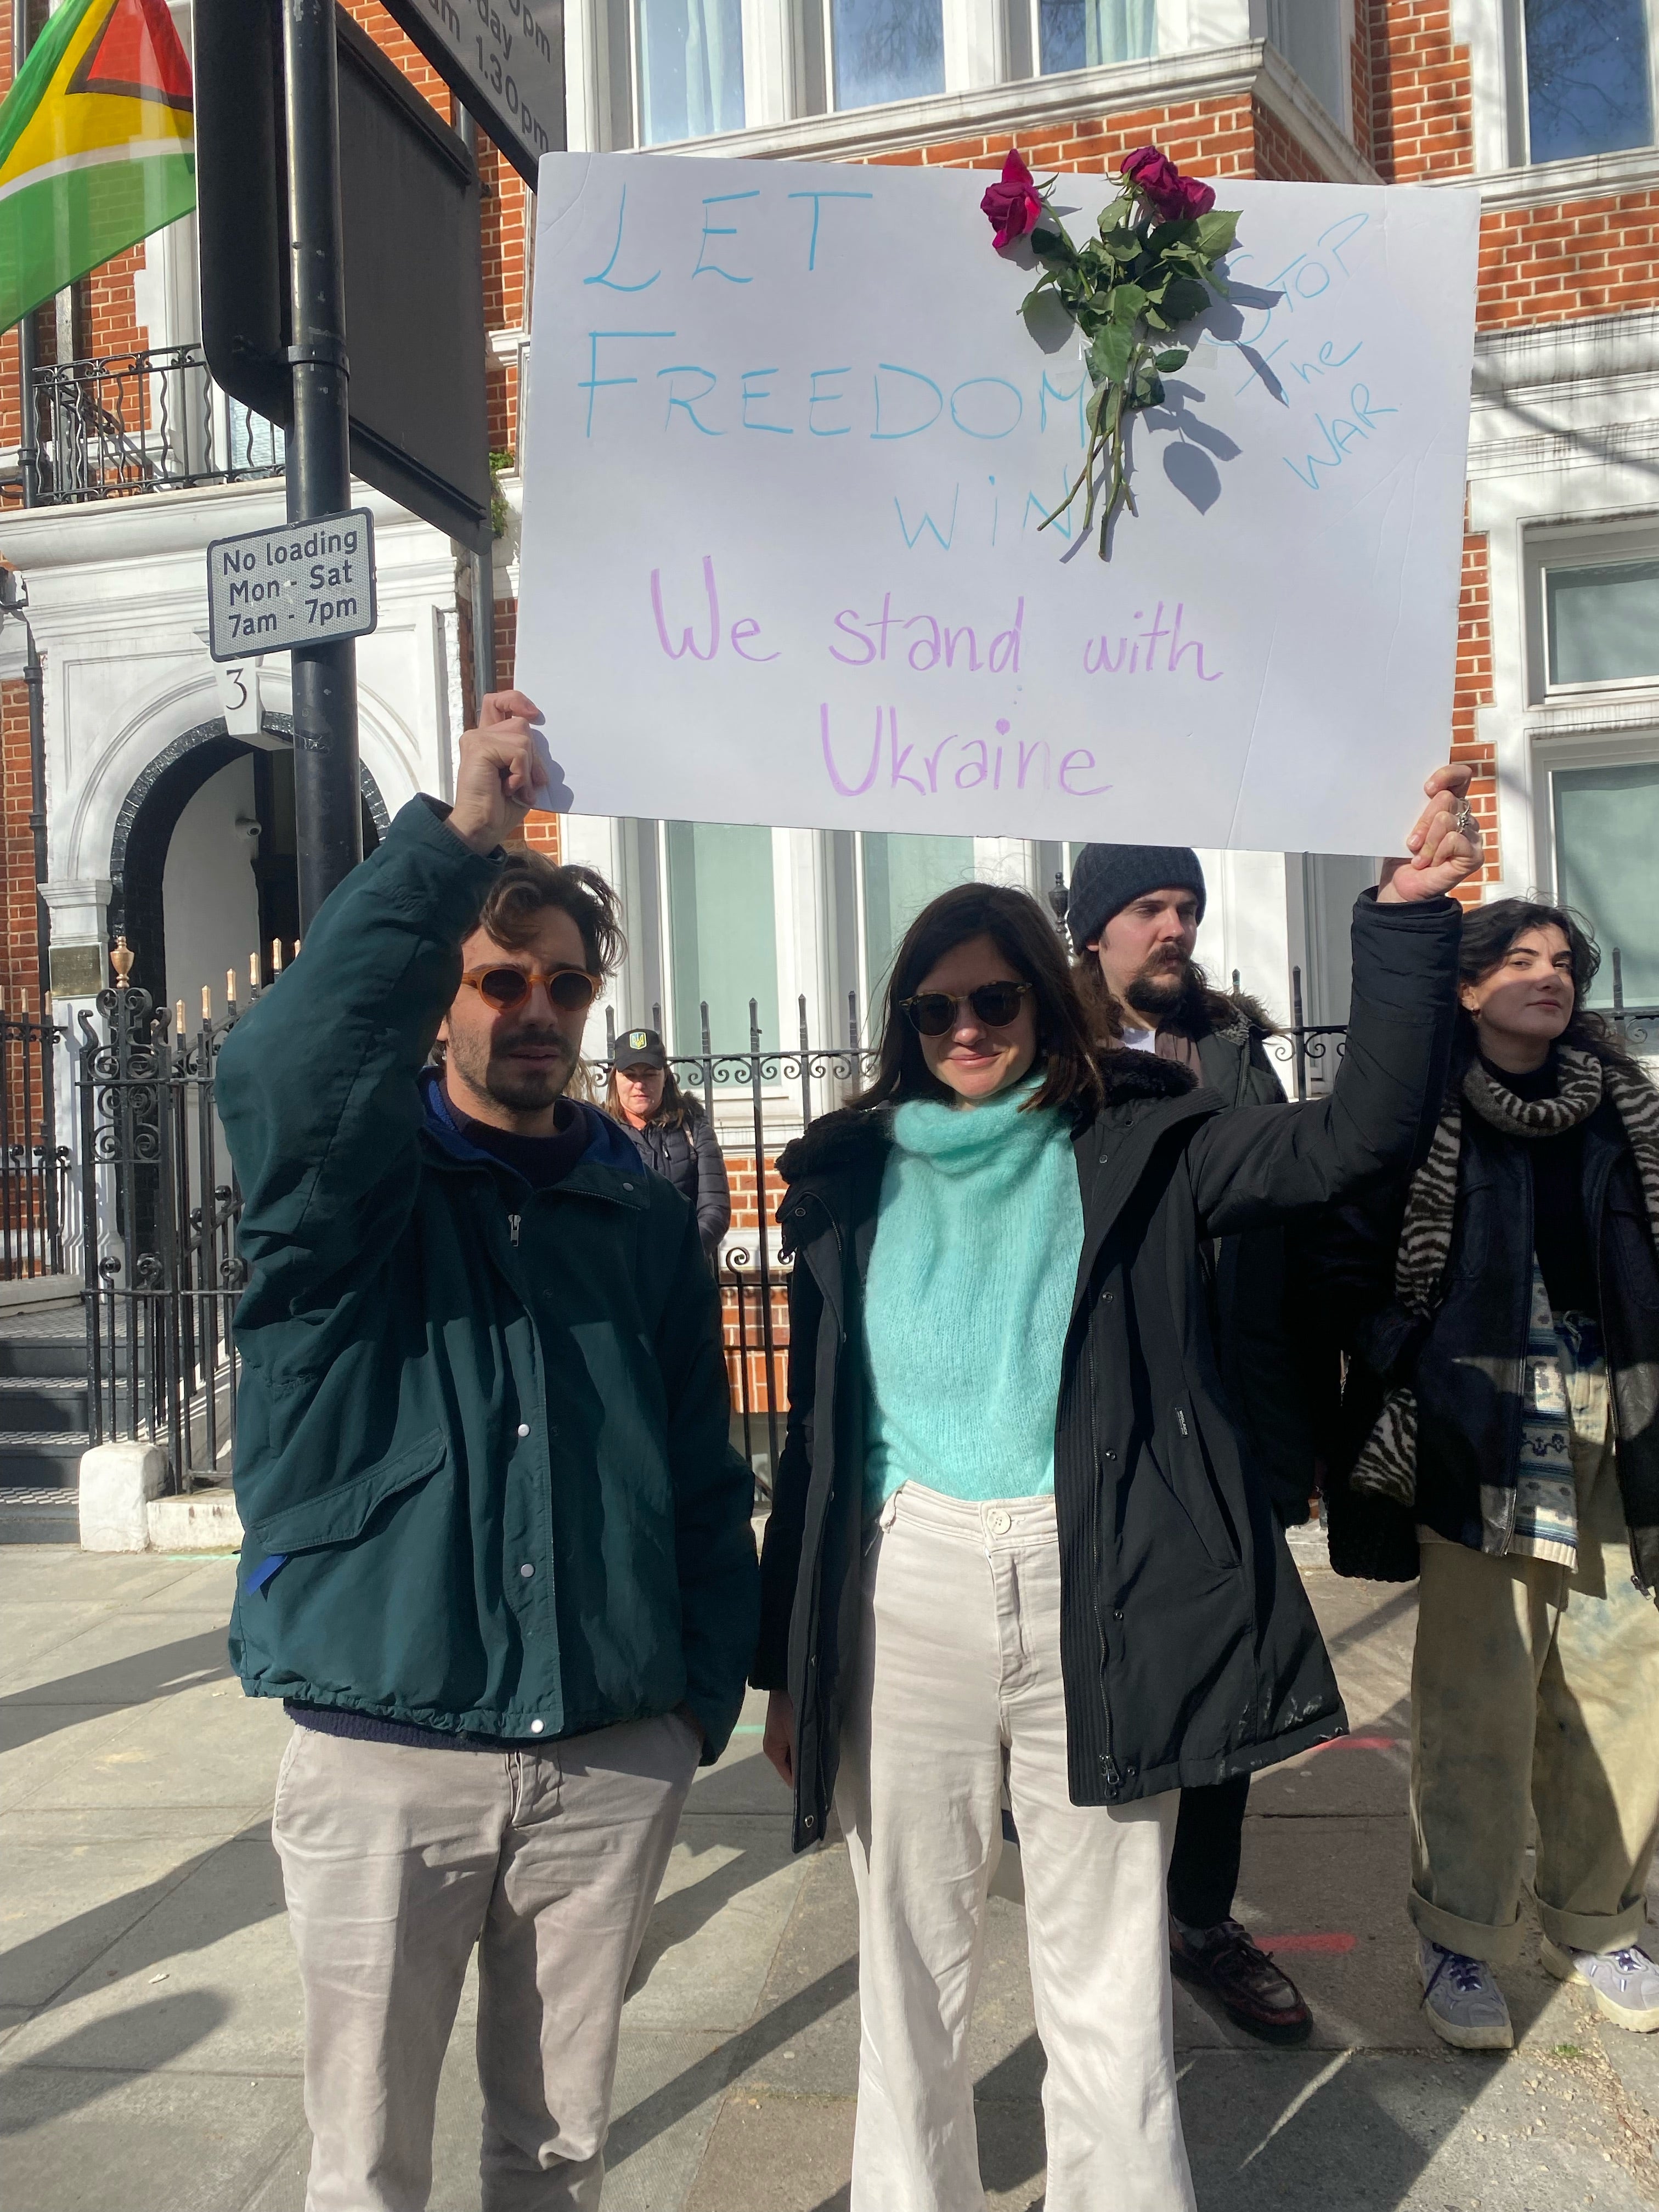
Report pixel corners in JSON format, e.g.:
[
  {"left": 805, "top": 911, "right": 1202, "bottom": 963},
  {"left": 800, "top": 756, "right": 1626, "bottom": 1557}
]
[
  {"left": 629, "top": 1833, "right": 786, "bottom": 1997},
  {"left": 0, "top": 1991, "right": 230, "bottom": 2134},
  {"left": 610, "top": 1959, "right": 861, "bottom": 2166},
  {"left": 0, "top": 1629, "right": 233, "bottom": 1751},
  {"left": 0, "top": 1835, "right": 280, "bottom": 2016}
]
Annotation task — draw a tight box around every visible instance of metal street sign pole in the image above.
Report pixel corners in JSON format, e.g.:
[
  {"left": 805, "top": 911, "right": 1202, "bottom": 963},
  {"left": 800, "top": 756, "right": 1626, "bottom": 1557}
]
[{"left": 283, "top": 0, "right": 363, "bottom": 930}]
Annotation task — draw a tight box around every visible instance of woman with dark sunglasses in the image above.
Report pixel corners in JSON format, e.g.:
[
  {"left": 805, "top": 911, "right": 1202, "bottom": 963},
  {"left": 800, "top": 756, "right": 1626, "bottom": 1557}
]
[{"left": 753, "top": 767, "right": 1481, "bottom": 2212}]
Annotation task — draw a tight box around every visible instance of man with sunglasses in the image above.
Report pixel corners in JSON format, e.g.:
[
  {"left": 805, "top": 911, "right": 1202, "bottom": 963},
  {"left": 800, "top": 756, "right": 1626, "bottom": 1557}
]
[{"left": 218, "top": 691, "right": 758, "bottom": 2212}]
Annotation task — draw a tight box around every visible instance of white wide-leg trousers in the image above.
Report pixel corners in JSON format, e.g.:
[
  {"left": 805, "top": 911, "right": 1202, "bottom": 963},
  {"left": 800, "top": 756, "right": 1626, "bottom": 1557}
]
[{"left": 835, "top": 1482, "right": 1197, "bottom": 2212}]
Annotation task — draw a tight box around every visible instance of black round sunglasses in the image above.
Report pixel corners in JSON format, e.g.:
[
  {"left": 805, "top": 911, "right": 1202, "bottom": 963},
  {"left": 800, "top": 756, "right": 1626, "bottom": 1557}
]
[{"left": 899, "top": 981, "right": 1033, "bottom": 1037}]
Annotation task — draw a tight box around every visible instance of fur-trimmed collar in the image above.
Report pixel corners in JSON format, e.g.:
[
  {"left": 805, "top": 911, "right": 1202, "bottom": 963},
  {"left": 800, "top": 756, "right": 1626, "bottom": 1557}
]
[
  {"left": 1154, "top": 970, "right": 1277, "bottom": 1046},
  {"left": 778, "top": 1051, "right": 1199, "bottom": 1187}
]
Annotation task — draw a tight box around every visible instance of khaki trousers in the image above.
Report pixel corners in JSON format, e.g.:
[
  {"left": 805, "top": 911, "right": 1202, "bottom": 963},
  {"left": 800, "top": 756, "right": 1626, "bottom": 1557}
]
[
  {"left": 272, "top": 1713, "right": 699, "bottom": 2212},
  {"left": 1410, "top": 1367, "right": 1659, "bottom": 1964},
  {"left": 836, "top": 1483, "right": 1194, "bottom": 2212}
]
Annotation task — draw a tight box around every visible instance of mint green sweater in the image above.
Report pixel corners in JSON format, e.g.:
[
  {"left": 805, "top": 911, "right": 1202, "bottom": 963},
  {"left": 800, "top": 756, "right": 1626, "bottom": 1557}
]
[{"left": 862, "top": 1083, "right": 1086, "bottom": 1510}]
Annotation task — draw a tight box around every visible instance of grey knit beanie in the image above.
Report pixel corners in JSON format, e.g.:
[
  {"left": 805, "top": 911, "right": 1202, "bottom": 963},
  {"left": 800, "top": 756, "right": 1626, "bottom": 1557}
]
[{"left": 1065, "top": 844, "right": 1207, "bottom": 949}]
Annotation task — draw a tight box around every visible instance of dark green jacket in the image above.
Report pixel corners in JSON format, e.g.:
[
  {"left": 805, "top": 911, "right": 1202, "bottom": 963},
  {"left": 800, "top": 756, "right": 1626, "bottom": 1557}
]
[{"left": 219, "top": 798, "right": 758, "bottom": 1759}]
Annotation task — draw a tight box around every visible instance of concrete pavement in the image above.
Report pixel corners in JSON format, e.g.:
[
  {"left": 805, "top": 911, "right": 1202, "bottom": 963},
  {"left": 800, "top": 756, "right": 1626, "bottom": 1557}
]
[{"left": 1, "top": 1533, "right": 1655, "bottom": 2212}]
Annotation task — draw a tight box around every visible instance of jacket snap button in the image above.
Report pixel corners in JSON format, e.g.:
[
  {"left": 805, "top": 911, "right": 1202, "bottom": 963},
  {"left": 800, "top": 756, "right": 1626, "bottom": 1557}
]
[
  {"left": 520, "top": 1563, "right": 534, "bottom": 1579},
  {"left": 1113, "top": 1608, "right": 1124, "bottom": 1622},
  {"left": 529, "top": 1718, "right": 544, "bottom": 1734},
  {"left": 803, "top": 1814, "right": 816, "bottom": 1831},
  {"left": 622, "top": 1180, "right": 634, "bottom": 1191},
  {"left": 517, "top": 1423, "right": 531, "bottom": 1438}
]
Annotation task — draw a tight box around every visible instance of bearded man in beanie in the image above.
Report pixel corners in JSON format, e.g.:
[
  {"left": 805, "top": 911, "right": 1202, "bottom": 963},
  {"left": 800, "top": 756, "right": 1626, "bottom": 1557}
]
[{"left": 1066, "top": 842, "right": 1324, "bottom": 2045}]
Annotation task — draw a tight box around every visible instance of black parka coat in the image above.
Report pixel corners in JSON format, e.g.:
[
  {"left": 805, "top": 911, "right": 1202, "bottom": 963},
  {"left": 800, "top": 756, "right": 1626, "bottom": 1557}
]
[
  {"left": 1186, "top": 998, "right": 1323, "bottom": 1525},
  {"left": 753, "top": 893, "right": 1460, "bottom": 1852},
  {"left": 630, "top": 1111, "right": 731, "bottom": 1261},
  {"left": 1312, "top": 1057, "right": 1659, "bottom": 1594}
]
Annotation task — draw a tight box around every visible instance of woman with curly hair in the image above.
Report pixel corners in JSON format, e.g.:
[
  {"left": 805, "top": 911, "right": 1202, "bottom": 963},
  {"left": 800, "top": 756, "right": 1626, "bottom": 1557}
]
[{"left": 1318, "top": 900, "right": 1659, "bottom": 2050}]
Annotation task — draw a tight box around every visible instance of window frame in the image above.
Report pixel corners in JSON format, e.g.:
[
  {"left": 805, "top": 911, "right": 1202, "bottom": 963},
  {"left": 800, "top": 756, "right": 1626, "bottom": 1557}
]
[
  {"left": 1529, "top": 731, "right": 1659, "bottom": 1005},
  {"left": 1523, "top": 520, "right": 1659, "bottom": 705},
  {"left": 1503, "top": 0, "right": 1659, "bottom": 168}
]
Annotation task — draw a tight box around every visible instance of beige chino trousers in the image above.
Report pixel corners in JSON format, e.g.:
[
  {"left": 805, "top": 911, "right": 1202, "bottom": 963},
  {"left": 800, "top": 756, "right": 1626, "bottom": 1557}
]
[
  {"left": 836, "top": 1483, "right": 1195, "bottom": 2212},
  {"left": 272, "top": 1712, "right": 699, "bottom": 2212},
  {"left": 1410, "top": 1364, "right": 1659, "bottom": 1964}
]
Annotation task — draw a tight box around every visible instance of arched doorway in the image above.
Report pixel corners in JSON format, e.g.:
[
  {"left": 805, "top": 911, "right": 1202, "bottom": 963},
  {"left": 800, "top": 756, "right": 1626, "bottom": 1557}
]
[{"left": 109, "top": 716, "right": 387, "bottom": 1011}]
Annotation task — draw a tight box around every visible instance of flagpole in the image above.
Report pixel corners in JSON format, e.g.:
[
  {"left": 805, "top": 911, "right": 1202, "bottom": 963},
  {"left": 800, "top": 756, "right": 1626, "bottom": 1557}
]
[
  {"left": 12, "top": 0, "right": 37, "bottom": 507},
  {"left": 281, "top": 0, "right": 362, "bottom": 928}
]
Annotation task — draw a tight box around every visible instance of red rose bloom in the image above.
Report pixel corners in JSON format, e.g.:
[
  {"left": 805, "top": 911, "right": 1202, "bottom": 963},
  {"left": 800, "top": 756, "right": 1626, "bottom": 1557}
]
[
  {"left": 981, "top": 150, "right": 1044, "bottom": 249},
  {"left": 1120, "top": 144, "right": 1215, "bottom": 223}
]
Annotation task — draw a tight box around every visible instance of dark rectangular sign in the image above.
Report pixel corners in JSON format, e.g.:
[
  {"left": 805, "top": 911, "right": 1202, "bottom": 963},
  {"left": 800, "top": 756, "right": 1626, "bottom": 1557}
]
[
  {"left": 378, "top": 0, "right": 565, "bottom": 185},
  {"left": 195, "top": 1, "right": 493, "bottom": 552}
]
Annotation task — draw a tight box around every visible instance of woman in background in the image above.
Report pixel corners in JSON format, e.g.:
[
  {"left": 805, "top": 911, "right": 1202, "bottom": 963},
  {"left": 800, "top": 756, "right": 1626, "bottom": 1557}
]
[{"left": 607, "top": 1028, "right": 731, "bottom": 1265}]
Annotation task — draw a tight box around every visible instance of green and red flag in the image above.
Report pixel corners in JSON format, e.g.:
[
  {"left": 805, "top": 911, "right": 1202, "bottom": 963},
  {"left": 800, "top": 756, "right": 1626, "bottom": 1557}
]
[{"left": 0, "top": 0, "right": 194, "bottom": 334}]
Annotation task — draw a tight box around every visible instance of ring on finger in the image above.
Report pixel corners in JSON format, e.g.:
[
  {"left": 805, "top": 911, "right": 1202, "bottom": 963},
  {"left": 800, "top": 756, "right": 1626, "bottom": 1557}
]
[{"left": 1453, "top": 798, "right": 1476, "bottom": 837}]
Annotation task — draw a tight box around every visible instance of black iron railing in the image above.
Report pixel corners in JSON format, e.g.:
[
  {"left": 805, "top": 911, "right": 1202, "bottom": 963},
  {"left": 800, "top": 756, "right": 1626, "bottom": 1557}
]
[
  {"left": 600, "top": 994, "right": 878, "bottom": 1481},
  {"left": 26, "top": 346, "right": 284, "bottom": 505},
  {"left": 1, "top": 999, "right": 67, "bottom": 1280},
  {"left": 78, "top": 983, "right": 244, "bottom": 1487}
]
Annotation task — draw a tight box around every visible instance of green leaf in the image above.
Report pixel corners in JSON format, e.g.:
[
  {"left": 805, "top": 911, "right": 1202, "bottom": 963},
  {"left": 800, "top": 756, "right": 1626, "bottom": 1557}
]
[
  {"left": 1194, "top": 208, "right": 1240, "bottom": 258},
  {"left": 1030, "top": 221, "right": 1077, "bottom": 263},
  {"left": 1110, "top": 282, "right": 1149, "bottom": 325},
  {"left": 1087, "top": 324, "right": 1135, "bottom": 385},
  {"left": 1097, "top": 192, "right": 1135, "bottom": 236},
  {"left": 1160, "top": 274, "right": 1210, "bottom": 325},
  {"left": 1125, "top": 374, "right": 1165, "bottom": 412},
  {"left": 1154, "top": 347, "right": 1188, "bottom": 371}
]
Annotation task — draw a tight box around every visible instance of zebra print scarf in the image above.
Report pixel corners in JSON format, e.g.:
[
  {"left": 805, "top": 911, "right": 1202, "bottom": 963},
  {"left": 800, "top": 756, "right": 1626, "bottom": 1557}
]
[{"left": 1350, "top": 1046, "right": 1659, "bottom": 1508}]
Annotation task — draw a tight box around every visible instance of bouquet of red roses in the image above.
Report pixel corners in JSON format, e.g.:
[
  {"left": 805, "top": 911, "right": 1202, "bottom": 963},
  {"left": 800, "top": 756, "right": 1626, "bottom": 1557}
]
[{"left": 982, "top": 145, "right": 1239, "bottom": 555}]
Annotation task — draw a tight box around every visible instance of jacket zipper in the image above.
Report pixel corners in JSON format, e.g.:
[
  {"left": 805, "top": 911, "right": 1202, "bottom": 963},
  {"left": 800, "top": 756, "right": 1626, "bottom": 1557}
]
[
  {"left": 509, "top": 1212, "right": 521, "bottom": 1247},
  {"left": 1085, "top": 1330, "right": 1122, "bottom": 1795},
  {"left": 1177, "top": 1406, "right": 1189, "bottom": 1437}
]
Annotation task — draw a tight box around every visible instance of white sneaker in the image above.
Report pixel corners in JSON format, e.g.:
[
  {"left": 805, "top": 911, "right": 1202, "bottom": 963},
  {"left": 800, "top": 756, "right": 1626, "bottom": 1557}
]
[
  {"left": 1542, "top": 1938, "right": 1659, "bottom": 2032},
  {"left": 1418, "top": 1937, "right": 1514, "bottom": 2050}
]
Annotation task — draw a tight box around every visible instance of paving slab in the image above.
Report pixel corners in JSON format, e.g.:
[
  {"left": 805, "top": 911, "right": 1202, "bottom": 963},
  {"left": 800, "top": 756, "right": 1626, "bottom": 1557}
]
[
  {"left": 0, "top": 2056, "right": 307, "bottom": 2212},
  {"left": 0, "top": 1550, "right": 205, "bottom": 1608},
  {"left": 0, "top": 1834, "right": 236, "bottom": 2008},
  {"left": 0, "top": 1615, "right": 234, "bottom": 1707},
  {"left": 2, "top": 1832, "right": 298, "bottom": 2077},
  {"left": 1179, "top": 2044, "right": 1658, "bottom": 2210},
  {"left": 628, "top": 1813, "right": 811, "bottom": 2030},
  {"left": 3, "top": 1679, "right": 290, "bottom": 1813}
]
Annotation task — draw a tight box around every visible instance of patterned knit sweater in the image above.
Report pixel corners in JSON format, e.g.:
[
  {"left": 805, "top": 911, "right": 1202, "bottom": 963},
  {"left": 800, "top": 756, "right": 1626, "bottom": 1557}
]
[{"left": 862, "top": 1082, "right": 1085, "bottom": 1510}]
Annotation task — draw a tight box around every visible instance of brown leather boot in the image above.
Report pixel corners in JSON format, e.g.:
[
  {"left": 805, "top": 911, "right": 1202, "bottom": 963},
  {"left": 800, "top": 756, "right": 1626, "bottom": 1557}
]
[{"left": 1170, "top": 1919, "right": 1313, "bottom": 2045}]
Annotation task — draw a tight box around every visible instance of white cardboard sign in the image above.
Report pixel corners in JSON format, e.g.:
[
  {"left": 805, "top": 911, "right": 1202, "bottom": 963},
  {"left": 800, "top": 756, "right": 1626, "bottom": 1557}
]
[{"left": 517, "top": 154, "right": 1479, "bottom": 854}]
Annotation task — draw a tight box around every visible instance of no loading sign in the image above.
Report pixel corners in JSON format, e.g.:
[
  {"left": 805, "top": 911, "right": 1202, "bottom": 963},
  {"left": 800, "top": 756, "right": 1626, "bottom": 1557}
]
[{"left": 206, "top": 509, "right": 379, "bottom": 661}]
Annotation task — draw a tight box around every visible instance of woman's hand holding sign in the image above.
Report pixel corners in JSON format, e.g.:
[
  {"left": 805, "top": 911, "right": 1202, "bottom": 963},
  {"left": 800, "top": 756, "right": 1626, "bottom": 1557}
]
[{"left": 1376, "top": 763, "right": 1483, "bottom": 904}]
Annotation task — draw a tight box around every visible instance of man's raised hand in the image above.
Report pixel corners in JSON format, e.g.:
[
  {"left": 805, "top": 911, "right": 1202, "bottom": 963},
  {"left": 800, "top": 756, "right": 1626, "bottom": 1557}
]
[{"left": 448, "top": 691, "right": 558, "bottom": 855}]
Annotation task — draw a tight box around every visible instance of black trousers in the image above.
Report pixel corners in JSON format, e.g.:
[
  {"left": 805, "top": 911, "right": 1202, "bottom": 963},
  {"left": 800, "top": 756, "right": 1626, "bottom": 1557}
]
[{"left": 1166, "top": 1773, "right": 1251, "bottom": 1928}]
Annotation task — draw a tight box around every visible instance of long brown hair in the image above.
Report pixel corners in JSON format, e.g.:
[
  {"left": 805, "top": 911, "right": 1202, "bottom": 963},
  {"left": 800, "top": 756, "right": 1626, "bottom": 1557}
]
[
  {"left": 603, "top": 1060, "right": 704, "bottom": 1131},
  {"left": 854, "top": 882, "right": 1104, "bottom": 1120},
  {"left": 1456, "top": 898, "right": 1644, "bottom": 1081}
]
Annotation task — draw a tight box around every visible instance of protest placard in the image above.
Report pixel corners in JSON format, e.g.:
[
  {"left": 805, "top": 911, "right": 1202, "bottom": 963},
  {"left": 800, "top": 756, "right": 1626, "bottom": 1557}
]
[{"left": 516, "top": 153, "right": 1479, "bottom": 854}]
